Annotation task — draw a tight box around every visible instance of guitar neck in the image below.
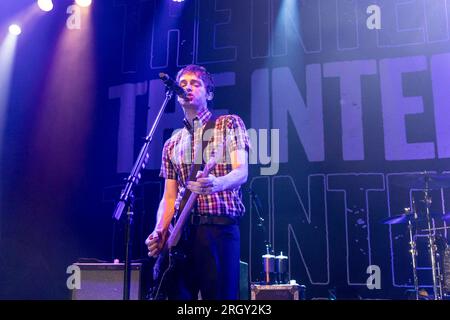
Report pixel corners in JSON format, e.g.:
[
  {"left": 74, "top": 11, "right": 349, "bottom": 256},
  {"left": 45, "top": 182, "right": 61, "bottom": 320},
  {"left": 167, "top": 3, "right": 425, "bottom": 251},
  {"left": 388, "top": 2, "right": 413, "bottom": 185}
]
[
  {"left": 165, "top": 155, "right": 218, "bottom": 249},
  {"left": 167, "top": 191, "right": 198, "bottom": 249}
]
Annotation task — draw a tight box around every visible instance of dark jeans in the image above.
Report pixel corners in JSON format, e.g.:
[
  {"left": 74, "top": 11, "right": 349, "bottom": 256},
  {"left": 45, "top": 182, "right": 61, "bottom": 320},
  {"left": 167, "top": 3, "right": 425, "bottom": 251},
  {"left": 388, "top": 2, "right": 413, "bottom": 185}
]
[{"left": 167, "top": 224, "right": 240, "bottom": 300}]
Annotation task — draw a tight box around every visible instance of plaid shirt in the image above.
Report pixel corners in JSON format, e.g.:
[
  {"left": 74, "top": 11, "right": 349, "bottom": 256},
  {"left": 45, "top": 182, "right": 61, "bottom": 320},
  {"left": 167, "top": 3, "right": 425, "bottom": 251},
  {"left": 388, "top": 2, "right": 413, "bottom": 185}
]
[{"left": 160, "top": 109, "right": 250, "bottom": 217}]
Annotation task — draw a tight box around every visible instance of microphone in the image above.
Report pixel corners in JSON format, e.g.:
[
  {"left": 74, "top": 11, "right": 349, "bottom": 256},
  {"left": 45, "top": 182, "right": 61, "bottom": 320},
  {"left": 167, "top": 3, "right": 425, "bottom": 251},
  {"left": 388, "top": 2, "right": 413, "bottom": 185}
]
[{"left": 159, "top": 73, "right": 187, "bottom": 99}]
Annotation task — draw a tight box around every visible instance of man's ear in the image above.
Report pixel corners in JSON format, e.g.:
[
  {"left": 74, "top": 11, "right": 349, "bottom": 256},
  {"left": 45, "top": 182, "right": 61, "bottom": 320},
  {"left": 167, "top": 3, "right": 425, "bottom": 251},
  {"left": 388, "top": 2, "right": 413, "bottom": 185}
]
[{"left": 206, "top": 91, "right": 214, "bottom": 101}]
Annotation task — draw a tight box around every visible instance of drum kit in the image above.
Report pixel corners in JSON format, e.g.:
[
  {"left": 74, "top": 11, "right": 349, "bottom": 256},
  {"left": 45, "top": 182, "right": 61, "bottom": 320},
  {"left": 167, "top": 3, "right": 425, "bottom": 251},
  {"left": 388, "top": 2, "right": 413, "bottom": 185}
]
[{"left": 381, "top": 172, "right": 450, "bottom": 300}]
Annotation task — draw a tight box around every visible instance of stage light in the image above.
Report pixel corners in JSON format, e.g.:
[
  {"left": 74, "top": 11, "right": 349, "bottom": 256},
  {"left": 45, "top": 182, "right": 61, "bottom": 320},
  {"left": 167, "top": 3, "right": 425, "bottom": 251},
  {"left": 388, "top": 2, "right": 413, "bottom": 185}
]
[
  {"left": 37, "top": 0, "right": 53, "bottom": 12},
  {"left": 8, "top": 24, "right": 22, "bottom": 36},
  {"left": 75, "top": 0, "right": 92, "bottom": 7},
  {"left": 173, "top": 0, "right": 185, "bottom": 2}
]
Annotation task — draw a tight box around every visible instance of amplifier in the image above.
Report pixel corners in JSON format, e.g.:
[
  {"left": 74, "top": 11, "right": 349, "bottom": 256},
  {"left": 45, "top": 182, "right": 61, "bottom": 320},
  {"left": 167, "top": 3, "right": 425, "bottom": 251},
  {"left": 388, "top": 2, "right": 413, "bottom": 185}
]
[
  {"left": 70, "top": 263, "right": 142, "bottom": 300},
  {"left": 250, "top": 284, "right": 306, "bottom": 300}
]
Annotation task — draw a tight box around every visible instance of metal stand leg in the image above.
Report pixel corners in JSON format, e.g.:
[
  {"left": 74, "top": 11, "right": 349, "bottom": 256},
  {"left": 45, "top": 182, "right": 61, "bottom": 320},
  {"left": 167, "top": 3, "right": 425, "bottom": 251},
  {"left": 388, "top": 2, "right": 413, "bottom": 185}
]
[
  {"left": 407, "top": 217, "right": 419, "bottom": 300},
  {"left": 424, "top": 188, "right": 442, "bottom": 300}
]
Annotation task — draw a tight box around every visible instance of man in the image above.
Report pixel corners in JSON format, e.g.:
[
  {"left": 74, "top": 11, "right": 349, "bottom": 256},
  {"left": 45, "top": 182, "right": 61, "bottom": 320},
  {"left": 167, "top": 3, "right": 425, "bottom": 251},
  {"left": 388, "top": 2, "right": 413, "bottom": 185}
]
[{"left": 145, "top": 65, "right": 250, "bottom": 300}]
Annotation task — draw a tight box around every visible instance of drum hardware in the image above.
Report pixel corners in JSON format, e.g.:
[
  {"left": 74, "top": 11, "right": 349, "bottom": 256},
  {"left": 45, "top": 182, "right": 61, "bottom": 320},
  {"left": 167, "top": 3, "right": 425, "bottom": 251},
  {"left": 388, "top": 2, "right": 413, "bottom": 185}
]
[
  {"left": 423, "top": 178, "right": 443, "bottom": 300},
  {"left": 392, "top": 172, "right": 450, "bottom": 190},
  {"left": 443, "top": 247, "right": 450, "bottom": 294},
  {"left": 405, "top": 205, "right": 420, "bottom": 300},
  {"left": 384, "top": 172, "right": 450, "bottom": 300},
  {"left": 421, "top": 226, "right": 450, "bottom": 232}
]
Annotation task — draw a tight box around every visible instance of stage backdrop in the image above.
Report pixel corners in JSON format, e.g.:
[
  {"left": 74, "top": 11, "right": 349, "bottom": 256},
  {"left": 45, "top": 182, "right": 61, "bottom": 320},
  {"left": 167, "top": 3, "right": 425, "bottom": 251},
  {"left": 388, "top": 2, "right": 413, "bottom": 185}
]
[{"left": 2, "top": 0, "right": 450, "bottom": 299}]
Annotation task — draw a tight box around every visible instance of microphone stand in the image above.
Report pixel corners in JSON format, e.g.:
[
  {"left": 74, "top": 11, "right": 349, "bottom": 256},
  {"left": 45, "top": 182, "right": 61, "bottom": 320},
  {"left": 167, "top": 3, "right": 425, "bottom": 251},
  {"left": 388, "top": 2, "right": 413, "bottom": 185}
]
[
  {"left": 249, "top": 187, "right": 278, "bottom": 284},
  {"left": 112, "top": 89, "right": 174, "bottom": 300},
  {"left": 248, "top": 187, "right": 266, "bottom": 234}
]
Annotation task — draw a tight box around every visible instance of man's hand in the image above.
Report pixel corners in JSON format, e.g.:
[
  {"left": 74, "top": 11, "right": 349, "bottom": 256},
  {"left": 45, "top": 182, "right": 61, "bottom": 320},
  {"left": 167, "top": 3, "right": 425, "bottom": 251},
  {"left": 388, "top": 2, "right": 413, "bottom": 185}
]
[
  {"left": 145, "top": 230, "right": 166, "bottom": 257},
  {"left": 187, "top": 172, "right": 224, "bottom": 195}
]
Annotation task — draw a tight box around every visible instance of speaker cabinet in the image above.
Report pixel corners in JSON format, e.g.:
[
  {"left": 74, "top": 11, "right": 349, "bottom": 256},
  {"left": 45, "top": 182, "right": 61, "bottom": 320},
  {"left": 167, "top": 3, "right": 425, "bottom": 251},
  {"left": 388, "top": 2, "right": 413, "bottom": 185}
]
[{"left": 70, "top": 263, "right": 142, "bottom": 300}]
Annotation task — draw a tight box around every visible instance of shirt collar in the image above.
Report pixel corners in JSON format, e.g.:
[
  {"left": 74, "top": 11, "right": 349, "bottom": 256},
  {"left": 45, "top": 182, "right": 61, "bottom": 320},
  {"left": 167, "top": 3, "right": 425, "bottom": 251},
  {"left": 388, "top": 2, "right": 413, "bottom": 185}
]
[{"left": 182, "top": 108, "right": 212, "bottom": 132}]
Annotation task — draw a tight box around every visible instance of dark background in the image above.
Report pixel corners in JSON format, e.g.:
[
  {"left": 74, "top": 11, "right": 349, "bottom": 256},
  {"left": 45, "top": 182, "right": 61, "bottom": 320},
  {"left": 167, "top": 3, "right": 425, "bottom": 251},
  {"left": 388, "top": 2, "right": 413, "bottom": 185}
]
[{"left": 1, "top": 0, "right": 450, "bottom": 299}]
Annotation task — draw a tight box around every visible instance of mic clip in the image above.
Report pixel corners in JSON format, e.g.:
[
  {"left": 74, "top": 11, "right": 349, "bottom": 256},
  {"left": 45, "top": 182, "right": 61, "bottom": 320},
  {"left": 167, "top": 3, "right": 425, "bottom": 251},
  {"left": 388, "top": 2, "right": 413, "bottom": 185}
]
[{"left": 159, "top": 73, "right": 187, "bottom": 99}]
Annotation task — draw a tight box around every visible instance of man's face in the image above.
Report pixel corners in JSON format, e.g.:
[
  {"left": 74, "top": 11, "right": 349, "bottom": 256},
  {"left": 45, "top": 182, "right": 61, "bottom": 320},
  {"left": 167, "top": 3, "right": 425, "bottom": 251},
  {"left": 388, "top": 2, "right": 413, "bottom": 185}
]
[{"left": 177, "top": 72, "right": 212, "bottom": 110}]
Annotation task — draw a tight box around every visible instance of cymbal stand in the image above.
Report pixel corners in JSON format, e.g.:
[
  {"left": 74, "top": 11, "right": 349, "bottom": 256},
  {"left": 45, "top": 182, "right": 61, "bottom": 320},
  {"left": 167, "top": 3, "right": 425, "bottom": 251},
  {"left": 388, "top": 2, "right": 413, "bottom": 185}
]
[
  {"left": 406, "top": 205, "right": 419, "bottom": 300},
  {"left": 423, "top": 182, "right": 442, "bottom": 300}
]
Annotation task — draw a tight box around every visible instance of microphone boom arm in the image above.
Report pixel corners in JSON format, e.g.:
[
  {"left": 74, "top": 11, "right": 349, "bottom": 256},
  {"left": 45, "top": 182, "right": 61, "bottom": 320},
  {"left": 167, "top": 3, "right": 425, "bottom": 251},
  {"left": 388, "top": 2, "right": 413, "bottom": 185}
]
[{"left": 113, "top": 89, "right": 173, "bottom": 221}]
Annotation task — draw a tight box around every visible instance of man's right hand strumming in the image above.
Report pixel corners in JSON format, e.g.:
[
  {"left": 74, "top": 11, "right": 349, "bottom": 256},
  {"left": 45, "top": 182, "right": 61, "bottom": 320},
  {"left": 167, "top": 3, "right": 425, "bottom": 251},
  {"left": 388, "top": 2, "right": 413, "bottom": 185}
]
[{"left": 145, "top": 229, "right": 166, "bottom": 257}]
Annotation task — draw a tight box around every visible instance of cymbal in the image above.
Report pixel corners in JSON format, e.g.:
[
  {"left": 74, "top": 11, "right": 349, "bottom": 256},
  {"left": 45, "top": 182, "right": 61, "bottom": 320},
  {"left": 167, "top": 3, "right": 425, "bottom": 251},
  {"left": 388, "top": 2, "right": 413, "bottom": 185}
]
[
  {"left": 391, "top": 172, "right": 450, "bottom": 189},
  {"left": 381, "top": 213, "right": 415, "bottom": 225},
  {"left": 426, "top": 212, "right": 450, "bottom": 221},
  {"left": 381, "top": 212, "right": 450, "bottom": 225}
]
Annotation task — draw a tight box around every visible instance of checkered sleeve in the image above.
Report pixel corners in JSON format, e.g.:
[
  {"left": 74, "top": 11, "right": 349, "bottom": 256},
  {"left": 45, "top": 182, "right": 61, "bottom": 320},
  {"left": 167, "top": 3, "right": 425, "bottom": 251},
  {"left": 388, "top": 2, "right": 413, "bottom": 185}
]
[
  {"left": 159, "top": 139, "right": 177, "bottom": 180},
  {"left": 225, "top": 115, "right": 251, "bottom": 153}
]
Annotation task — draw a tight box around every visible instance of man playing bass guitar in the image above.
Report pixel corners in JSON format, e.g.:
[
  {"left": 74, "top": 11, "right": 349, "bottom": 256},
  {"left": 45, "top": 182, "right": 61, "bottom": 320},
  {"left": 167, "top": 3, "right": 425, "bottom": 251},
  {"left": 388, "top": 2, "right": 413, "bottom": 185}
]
[{"left": 145, "top": 64, "right": 250, "bottom": 300}]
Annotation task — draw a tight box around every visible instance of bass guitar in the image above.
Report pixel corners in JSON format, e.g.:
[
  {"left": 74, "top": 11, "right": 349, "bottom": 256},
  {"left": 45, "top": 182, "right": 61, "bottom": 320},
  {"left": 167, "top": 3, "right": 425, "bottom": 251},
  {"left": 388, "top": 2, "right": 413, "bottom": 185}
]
[{"left": 149, "top": 157, "right": 217, "bottom": 300}]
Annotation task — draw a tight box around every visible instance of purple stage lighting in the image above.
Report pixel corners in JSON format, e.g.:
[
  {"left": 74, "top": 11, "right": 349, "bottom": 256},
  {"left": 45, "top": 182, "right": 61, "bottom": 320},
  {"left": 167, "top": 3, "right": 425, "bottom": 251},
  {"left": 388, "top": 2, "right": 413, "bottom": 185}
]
[
  {"left": 75, "top": 0, "right": 92, "bottom": 7},
  {"left": 37, "top": 0, "right": 54, "bottom": 12},
  {"left": 8, "top": 24, "right": 22, "bottom": 36}
]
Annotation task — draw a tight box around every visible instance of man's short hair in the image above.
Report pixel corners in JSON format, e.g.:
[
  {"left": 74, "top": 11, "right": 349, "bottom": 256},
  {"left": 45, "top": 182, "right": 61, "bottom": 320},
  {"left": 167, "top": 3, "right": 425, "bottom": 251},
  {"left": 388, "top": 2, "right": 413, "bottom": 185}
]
[{"left": 176, "top": 64, "right": 215, "bottom": 95}]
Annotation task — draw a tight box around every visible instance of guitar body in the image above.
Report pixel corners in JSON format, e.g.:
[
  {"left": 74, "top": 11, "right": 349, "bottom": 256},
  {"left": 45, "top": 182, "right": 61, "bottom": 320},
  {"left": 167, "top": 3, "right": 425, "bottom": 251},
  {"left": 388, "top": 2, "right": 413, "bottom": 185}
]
[{"left": 149, "top": 243, "right": 184, "bottom": 300}]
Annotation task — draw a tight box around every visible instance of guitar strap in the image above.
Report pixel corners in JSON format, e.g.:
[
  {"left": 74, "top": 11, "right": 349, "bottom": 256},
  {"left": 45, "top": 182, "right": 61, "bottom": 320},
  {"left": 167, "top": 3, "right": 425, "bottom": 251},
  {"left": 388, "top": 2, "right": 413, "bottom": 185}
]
[{"left": 176, "top": 116, "right": 217, "bottom": 219}]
